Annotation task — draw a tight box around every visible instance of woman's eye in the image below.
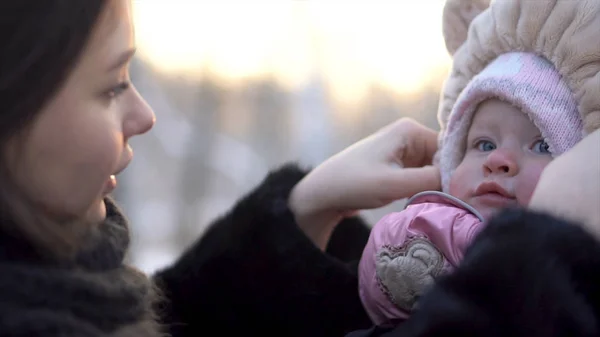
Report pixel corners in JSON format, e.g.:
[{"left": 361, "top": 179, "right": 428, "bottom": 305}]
[
  {"left": 476, "top": 140, "right": 496, "bottom": 152},
  {"left": 107, "top": 81, "right": 130, "bottom": 98},
  {"left": 533, "top": 139, "right": 551, "bottom": 154}
]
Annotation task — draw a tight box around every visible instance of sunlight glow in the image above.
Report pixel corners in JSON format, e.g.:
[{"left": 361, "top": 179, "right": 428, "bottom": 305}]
[{"left": 133, "top": 0, "right": 451, "bottom": 101}]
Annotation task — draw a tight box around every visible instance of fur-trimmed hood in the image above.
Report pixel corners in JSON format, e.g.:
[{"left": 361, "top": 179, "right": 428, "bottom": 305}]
[{"left": 437, "top": 0, "right": 600, "bottom": 151}]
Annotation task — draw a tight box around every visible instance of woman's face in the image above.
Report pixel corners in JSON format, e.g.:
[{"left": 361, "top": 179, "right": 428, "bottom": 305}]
[{"left": 5, "top": 0, "right": 155, "bottom": 225}]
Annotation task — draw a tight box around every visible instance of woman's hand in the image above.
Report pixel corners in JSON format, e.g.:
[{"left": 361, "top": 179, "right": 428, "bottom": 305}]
[
  {"left": 289, "top": 118, "right": 441, "bottom": 250},
  {"left": 529, "top": 128, "right": 600, "bottom": 237}
]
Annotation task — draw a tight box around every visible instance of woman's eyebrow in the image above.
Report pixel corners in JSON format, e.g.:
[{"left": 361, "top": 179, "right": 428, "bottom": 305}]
[{"left": 107, "top": 48, "right": 136, "bottom": 72}]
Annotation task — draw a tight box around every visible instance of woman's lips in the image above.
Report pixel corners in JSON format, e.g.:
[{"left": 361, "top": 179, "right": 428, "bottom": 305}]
[{"left": 103, "top": 175, "right": 117, "bottom": 194}]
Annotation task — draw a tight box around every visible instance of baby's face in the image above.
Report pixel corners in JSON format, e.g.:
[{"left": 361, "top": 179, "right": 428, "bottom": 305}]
[{"left": 449, "top": 99, "right": 553, "bottom": 220}]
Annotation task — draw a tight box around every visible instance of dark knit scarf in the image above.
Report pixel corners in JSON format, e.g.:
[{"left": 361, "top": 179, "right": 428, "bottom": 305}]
[{"left": 0, "top": 198, "right": 163, "bottom": 337}]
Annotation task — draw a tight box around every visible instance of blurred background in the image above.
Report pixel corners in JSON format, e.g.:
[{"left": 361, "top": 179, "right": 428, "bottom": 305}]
[{"left": 120, "top": 0, "right": 452, "bottom": 274}]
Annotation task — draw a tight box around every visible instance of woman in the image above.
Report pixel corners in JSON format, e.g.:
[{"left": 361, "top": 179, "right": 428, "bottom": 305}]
[
  {"left": 0, "top": 1, "right": 439, "bottom": 336},
  {"left": 1, "top": 1, "right": 599, "bottom": 337}
]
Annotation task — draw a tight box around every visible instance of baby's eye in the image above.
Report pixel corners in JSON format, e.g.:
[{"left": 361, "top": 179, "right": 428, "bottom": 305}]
[
  {"left": 476, "top": 140, "right": 496, "bottom": 152},
  {"left": 533, "top": 139, "right": 551, "bottom": 154}
]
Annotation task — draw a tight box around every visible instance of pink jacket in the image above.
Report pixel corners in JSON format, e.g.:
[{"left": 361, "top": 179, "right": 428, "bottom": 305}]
[{"left": 358, "top": 191, "right": 484, "bottom": 326}]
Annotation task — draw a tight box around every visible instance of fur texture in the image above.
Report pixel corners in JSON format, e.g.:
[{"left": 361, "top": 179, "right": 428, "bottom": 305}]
[
  {"left": 154, "top": 163, "right": 373, "bottom": 337},
  {"left": 442, "top": 0, "right": 490, "bottom": 56}
]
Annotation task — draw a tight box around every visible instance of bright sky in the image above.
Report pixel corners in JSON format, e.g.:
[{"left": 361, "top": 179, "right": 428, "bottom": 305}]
[{"left": 133, "top": 1, "right": 451, "bottom": 102}]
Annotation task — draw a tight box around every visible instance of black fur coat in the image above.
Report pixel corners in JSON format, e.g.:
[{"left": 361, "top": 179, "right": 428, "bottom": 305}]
[
  {"left": 2, "top": 163, "right": 595, "bottom": 336},
  {"left": 155, "top": 164, "right": 600, "bottom": 337},
  {"left": 154, "top": 164, "right": 373, "bottom": 336}
]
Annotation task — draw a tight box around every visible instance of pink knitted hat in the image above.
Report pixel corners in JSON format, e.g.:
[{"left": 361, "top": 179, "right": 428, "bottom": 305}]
[{"left": 439, "top": 51, "right": 584, "bottom": 192}]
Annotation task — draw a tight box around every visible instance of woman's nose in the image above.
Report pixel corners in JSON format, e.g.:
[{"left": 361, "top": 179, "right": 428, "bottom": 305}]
[{"left": 123, "top": 87, "right": 156, "bottom": 139}]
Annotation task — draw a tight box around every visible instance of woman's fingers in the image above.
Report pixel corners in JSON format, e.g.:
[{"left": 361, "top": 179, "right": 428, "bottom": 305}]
[{"left": 387, "top": 119, "right": 439, "bottom": 168}]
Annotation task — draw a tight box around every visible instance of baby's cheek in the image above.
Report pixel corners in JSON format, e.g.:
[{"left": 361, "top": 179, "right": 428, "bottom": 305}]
[
  {"left": 517, "top": 159, "right": 552, "bottom": 204},
  {"left": 448, "top": 170, "right": 470, "bottom": 201}
]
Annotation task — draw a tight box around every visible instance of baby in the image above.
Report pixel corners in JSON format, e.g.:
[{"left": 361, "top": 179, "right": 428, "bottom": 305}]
[{"left": 358, "top": 51, "right": 584, "bottom": 326}]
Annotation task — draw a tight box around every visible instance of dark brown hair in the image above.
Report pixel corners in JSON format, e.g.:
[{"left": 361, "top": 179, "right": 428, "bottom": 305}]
[{"left": 0, "top": 0, "right": 110, "bottom": 259}]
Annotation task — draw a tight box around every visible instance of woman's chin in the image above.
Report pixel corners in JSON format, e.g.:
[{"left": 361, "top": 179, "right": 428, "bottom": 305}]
[{"left": 84, "top": 198, "right": 107, "bottom": 225}]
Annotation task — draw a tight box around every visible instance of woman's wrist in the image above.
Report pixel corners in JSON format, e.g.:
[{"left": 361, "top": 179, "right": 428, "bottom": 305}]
[{"left": 289, "top": 180, "right": 343, "bottom": 250}]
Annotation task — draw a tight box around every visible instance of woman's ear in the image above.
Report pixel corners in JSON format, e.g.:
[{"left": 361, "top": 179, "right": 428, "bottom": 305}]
[{"left": 442, "top": 0, "right": 491, "bottom": 56}]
